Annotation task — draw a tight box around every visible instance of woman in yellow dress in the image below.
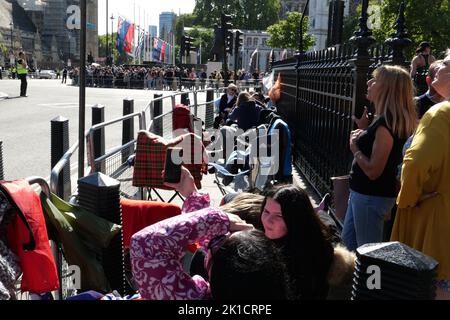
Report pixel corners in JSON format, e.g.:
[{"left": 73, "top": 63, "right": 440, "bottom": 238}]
[{"left": 391, "top": 50, "right": 450, "bottom": 300}]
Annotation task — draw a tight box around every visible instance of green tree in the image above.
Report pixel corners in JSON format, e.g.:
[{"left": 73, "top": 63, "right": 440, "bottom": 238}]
[
  {"left": 266, "top": 12, "right": 315, "bottom": 50},
  {"left": 193, "top": 0, "right": 281, "bottom": 30},
  {"left": 175, "top": 13, "right": 198, "bottom": 42},
  {"left": 98, "top": 33, "right": 133, "bottom": 65},
  {"left": 185, "top": 27, "right": 214, "bottom": 64},
  {"left": 375, "top": 0, "right": 450, "bottom": 59}
]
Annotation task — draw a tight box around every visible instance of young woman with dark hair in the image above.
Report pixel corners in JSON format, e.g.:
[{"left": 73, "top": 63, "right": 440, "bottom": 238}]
[
  {"left": 130, "top": 167, "right": 293, "bottom": 300},
  {"left": 261, "top": 185, "right": 335, "bottom": 299}
]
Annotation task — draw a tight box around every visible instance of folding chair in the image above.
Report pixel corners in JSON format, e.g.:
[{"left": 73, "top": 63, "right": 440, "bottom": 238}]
[{"left": 132, "top": 130, "right": 207, "bottom": 203}]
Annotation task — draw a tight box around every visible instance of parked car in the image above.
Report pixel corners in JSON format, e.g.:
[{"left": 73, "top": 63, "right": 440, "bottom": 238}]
[{"left": 38, "top": 69, "right": 56, "bottom": 79}]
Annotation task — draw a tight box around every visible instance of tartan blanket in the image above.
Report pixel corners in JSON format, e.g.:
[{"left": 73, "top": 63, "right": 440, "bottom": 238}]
[{"left": 132, "top": 131, "right": 206, "bottom": 189}]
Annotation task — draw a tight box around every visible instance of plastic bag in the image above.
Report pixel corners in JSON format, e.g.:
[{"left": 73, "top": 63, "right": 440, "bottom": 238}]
[{"left": 40, "top": 192, "right": 121, "bottom": 293}]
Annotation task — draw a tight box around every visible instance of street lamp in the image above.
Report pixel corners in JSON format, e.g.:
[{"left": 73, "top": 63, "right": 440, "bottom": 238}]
[
  {"left": 106, "top": 0, "right": 109, "bottom": 62},
  {"left": 110, "top": 14, "right": 115, "bottom": 64},
  {"left": 9, "top": 22, "right": 13, "bottom": 51}
]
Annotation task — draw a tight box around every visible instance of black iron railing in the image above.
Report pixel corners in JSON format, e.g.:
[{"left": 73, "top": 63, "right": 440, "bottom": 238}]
[{"left": 272, "top": 2, "right": 410, "bottom": 197}]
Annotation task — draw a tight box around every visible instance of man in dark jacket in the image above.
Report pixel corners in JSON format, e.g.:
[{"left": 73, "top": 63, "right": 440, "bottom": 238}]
[
  {"left": 214, "top": 84, "right": 238, "bottom": 128},
  {"left": 416, "top": 60, "right": 444, "bottom": 118},
  {"left": 228, "top": 100, "right": 263, "bottom": 132}
]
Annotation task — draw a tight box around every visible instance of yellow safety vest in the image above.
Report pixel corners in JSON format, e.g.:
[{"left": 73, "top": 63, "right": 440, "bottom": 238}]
[{"left": 17, "top": 60, "right": 28, "bottom": 75}]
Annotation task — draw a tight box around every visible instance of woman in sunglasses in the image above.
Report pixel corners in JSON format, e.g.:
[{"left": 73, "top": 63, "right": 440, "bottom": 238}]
[{"left": 130, "top": 167, "right": 293, "bottom": 300}]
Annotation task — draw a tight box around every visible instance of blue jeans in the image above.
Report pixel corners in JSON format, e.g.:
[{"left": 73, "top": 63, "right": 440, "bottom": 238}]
[{"left": 342, "top": 190, "right": 396, "bottom": 251}]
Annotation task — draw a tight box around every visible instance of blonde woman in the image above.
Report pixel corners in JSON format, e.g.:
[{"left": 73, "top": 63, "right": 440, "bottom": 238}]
[
  {"left": 392, "top": 50, "right": 450, "bottom": 300},
  {"left": 342, "top": 65, "right": 417, "bottom": 251}
]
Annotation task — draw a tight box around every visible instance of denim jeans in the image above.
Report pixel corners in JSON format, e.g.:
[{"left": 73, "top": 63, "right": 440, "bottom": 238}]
[{"left": 342, "top": 190, "right": 396, "bottom": 251}]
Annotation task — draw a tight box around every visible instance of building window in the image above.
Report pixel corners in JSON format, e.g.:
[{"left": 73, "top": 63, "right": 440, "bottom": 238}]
[
  {"left": 262, "top": 38, "right": 267, "bottom": 46},
  {"left": 247, "top": 37, "right": 252, "bottom": 46},
  {"left": 253, "top": 38, "right": 258, "bottom": 46}
]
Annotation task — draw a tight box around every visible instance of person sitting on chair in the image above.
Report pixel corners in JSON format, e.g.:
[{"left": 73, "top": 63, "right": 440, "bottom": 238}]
[
  {"left": 214, "top": 84, "right": 238, "bottom": 129},
  {"left": 227, "top": 92, "right": 263, "bottom": 132}
]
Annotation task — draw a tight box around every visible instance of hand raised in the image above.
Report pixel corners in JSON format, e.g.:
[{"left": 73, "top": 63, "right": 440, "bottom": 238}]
[
  {"left": 163, "top": 166, "right": 197, "bottom": 198},
  {"left": 352, "top": 106, "right": 370, "bottom": 130}
]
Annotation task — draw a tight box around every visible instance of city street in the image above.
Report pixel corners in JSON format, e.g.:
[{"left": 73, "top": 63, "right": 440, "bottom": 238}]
[{"left": 0, "top": 79, "right": 173, "bottom": 180}]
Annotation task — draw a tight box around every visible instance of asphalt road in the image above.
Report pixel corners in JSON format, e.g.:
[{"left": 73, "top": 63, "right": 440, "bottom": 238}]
[{"left": 0, "top": 79, "right": 184, "bottom": 180}]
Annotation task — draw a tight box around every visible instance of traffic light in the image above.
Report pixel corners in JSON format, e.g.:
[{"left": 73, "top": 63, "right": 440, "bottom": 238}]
[
  {"left": 185, "top": 36, "right": 196, "bottom": 54},
  {"left": 221, "top": 14, "right": 233, "bottom": 55},
  {"left": 234, "top": 30, "right": 243, "bottom": 52},
  {"left": 180, "top": 35, "right": 186, "bottom": 57},
  {"left": 225, "top": 30, "right": 234, "bottom": 55}
]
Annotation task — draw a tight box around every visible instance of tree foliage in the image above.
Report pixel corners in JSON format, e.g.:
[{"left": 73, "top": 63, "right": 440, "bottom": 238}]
[
  {"left": 343, "top": 0, "right": 450, "bottom": 59},
  {"left": 174, "top": 13, "right": 215, "bottom": 65},
  {"left": 193, "top": 0, "right": 281, "bottom": 30},
  {"left": 98, "top": 33, "right": 132, "bottom": 65},
  {"left": 266, "top": 12, "right": 315, "bottom": 50},
  {"left": 185, "top": 27, "right": 215, "bottom": 64},
  {"left": 376, "top": 0, "right": 450, "bottom": 59},
  {"left": 175, "top": 13, "right": 198, "bottom": 43}
]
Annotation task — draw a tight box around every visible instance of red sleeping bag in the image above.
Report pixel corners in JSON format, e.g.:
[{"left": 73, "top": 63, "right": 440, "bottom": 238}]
[
  {"left": 2, "top": 179, "right": 59, "bottom": 294},
  {"left": 121, "top": 198, "right": 198, "bottom": 252}
]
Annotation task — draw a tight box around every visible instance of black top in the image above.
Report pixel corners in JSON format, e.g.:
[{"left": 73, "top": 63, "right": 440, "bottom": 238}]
[
  {"left": 416, "top": 93, "right": 436, "bottom": 119},
  {"left": 349, "top": 116, "right": 407, "bottom": 198},
  {"left": 219, "top": 94, "right": 237, "bottom": 114},
  {"left": 414, "top": 54, "right": 431, "bottom": 96},
  {"left": 227, "top": 101, "right": 263, "bottom": 132}
]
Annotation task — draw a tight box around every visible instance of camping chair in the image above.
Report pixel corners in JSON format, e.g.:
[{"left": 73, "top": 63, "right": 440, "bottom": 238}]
[
  {"left": 208, "top": 135, "right": 270, "bottom": 194},
  {"left": 132, "top": 130, "right": 207, "bottom": 203}
]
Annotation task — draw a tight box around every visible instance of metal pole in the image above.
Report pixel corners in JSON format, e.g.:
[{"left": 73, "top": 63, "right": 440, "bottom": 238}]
[
  {"left": 133, "top": 1, "right": 136, "bottom": 65},
  {"left": 10, "top": 22, "right": 13, "bottom": 50},
  {"left": 78, "top": 0, "right": 87, "bottom": 179},
  {"left": 111, "top": 14, "right": 114, "bottom": 64},
  {"left": 106, "top": 0, "right": 109, "bottom": 62},
  {"left": 294, "top": 0, "right": 310, "bottom": 144}
]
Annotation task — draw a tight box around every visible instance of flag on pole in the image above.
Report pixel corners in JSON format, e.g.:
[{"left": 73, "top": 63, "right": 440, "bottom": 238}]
[
  {"left": 160, "top": 41, "right": 166, "bottom": 62},
  {"left": 249, "top": 47, "right": 259, "bottom": 73},
  {"left": 153, "top": 37, "right": 162, "bottom": 61},
  {"left": 135, "top": 30, "right": 145, "bottom": 59},
  {"left": 116, "top": 16, "right": 129, "bottom": 53},
  {"left": 124, "top": 22, "right": 135, "bottom": 55}
]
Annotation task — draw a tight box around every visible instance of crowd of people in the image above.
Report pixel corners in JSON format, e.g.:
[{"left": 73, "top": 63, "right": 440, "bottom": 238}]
[
  {"left": 127, "top": 45, "right": 450, "bottom": 300},
  {"left": 2, "top": 41, "right": 449, "bottom": 301},
  {"left": 68, "top": 64, "right": 265, "bottom": 90}
]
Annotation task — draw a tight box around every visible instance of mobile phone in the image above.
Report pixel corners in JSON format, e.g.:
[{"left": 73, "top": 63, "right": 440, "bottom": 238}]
[{"left": 164, "top": 147, "right": 182, "bottom": 183}]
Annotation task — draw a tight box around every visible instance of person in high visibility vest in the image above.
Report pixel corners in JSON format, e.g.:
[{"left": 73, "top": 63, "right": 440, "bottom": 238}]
[
  {"left": 11, "top": 66, "right": 16, "bottom": 79},
  {"left": 16, "top": 52, "right": 28, "bottom": 97}
]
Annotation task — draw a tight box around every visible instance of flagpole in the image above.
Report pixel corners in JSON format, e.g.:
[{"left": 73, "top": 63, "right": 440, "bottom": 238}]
[
  {"left": 139, "top": 6, "right": 142, "bottom": 64},
  {"left": 144, "top": 14, "right": 147, "bottom": 62}
]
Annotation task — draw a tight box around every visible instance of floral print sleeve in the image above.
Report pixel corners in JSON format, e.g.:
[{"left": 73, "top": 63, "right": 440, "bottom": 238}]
[
  {"left": 130, "top": 207, "right": 229, "bottom": 300},
  {"left": 181, "top": 192, "right": 210, "bottom": 214}
]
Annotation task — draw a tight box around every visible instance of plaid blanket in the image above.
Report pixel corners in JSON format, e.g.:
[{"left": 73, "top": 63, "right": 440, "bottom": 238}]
[{"left": 132, "top": 131, "right": 206, "bottom": 189}]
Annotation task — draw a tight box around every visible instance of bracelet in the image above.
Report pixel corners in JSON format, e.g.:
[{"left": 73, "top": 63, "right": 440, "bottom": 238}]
[{"left": 354, "top": 151, "right": 363, "bottom": 159}]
